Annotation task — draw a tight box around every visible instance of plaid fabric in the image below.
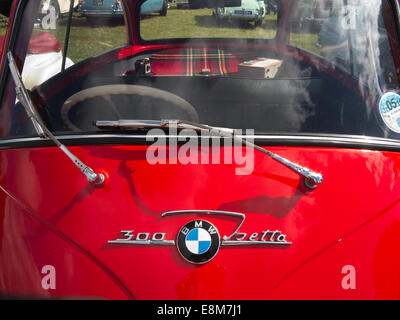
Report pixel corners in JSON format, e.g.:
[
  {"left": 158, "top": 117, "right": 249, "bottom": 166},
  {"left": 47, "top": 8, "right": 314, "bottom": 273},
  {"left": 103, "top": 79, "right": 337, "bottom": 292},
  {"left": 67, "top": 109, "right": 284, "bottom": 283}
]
[{"left": 149, "top": 48, "right": 256, "bottom": 76}]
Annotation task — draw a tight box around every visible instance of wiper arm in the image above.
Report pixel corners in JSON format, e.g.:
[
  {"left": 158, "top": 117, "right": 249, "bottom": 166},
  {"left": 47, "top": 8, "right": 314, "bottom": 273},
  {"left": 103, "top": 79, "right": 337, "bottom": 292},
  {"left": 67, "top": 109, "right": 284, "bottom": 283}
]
[
  {"left": 8, "top": 52, "right": 105, "bottom": 186},
  {"left": 8, "top": 52, "right": 45, "bottom": 138},
  {"left": 96, "top": 119, "right": 323, "bottom": 189}
]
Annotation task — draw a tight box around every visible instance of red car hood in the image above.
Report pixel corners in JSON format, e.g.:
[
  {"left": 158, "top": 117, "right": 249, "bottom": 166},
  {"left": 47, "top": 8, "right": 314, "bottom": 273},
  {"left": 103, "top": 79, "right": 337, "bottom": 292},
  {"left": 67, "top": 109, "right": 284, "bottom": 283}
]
[{"left": 1, "top": 143, "right": 399, "bottom": 299}]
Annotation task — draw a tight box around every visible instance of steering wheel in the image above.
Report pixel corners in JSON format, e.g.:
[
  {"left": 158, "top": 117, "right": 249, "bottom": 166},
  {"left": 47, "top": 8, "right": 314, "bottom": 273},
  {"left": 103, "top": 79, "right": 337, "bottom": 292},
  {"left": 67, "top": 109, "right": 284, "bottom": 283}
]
[{"left": 61, "top": 84, "right": 200, "bottom": 131}]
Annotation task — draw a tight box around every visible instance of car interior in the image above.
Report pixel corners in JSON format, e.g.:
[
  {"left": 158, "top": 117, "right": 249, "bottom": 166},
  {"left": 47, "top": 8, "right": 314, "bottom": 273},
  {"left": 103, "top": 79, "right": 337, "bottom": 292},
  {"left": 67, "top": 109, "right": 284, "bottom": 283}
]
[{"left": 8, "top": 0, "right": 400, "bottom": 140}]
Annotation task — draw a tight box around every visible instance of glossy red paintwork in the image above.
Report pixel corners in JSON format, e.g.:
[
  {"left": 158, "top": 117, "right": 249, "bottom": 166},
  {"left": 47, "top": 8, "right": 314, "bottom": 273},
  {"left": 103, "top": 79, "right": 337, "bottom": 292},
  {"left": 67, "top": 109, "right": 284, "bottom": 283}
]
[
  {"left": 0, "top": 145, "right": 400, "bottom": 299},
  {"left": 1, "top": 0, "right": 400, "bottom": 300}
]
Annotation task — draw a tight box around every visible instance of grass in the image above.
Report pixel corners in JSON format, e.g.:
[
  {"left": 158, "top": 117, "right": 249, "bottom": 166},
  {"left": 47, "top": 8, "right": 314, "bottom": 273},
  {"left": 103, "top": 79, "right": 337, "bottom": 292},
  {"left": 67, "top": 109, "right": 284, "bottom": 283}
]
[
  {"left": 32, "top": 7, "right": 279, "bottom": 63},
  {"left": 140, "top": 5, "right": 278, "bottom": 40},
  {"left": 0, "top": 14, "right": 8, "bottom": 36},
  {"left": 2, "top": 5, "right": 319, "bottom": 64},
  {"left": 33, "top": 15, "right": 127, "bottom": 63},
  {"left": 290, "top": 32, "right": 321, "bottom": 55}
]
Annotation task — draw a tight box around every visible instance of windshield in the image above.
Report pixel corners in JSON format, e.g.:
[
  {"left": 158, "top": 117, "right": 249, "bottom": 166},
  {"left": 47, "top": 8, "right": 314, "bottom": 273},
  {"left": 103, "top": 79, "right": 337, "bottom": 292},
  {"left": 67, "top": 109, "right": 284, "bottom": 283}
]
[{"left": 1, "top": 0, "right": 400, "bottom": 140}]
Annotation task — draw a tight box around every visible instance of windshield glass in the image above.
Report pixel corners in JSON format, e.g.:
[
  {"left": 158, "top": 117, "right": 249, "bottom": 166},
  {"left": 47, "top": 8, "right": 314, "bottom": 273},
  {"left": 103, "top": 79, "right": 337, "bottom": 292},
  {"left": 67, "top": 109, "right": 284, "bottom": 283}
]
[{"left": 1, "top": 0, "right": 400, "bottom": 140}]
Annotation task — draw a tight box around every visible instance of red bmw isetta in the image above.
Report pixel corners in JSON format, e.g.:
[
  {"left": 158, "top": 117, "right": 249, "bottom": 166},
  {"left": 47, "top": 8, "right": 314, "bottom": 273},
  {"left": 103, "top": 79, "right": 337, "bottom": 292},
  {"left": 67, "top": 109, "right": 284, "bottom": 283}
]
[{"left": 0, "top": 0, "right": 400, "bottom": 300}]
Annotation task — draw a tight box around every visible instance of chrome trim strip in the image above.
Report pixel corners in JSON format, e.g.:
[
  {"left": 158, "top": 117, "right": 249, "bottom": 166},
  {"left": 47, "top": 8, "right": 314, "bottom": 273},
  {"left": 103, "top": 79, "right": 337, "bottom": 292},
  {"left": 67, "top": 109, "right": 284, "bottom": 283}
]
[
  {"left": 108, "top": 240, "right": 175, "bottom": 245},
  {"left": 221, "top": 240, "right": 292, "bottom": 246},
  {"left": 2, "top": 134, "right": 400, "bottom": 148},
  {"left": 0, "top": 137, "right": 44, "bottom": 144},
  {"left": 162, "top": 210, "right": 245, "bottom": 241}
]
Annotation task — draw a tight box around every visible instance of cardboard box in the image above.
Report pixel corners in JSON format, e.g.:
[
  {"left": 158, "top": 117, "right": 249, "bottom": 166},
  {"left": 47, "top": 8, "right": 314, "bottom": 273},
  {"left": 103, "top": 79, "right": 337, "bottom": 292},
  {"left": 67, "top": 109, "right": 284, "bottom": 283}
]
[{"left": 237, "top": 58, "right": 283, "bottom": 78}]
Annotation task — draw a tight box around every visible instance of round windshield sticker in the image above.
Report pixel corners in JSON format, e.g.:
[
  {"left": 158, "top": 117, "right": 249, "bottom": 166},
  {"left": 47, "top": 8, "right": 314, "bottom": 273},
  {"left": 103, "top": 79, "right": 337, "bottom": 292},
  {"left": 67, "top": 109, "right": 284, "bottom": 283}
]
[{"left": 379, "top": 92, "right": 400, "bottom": 133}]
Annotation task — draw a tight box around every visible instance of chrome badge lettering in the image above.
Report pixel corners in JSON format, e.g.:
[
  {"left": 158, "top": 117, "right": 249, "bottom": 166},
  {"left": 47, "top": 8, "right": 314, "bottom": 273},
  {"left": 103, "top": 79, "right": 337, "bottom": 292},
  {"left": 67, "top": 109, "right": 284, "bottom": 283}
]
[
  {"left": 108, "top": 231, "right": 175, "bottom": 245},
  {"left": 108, "top": 210, "right": 292, "bottom": 264}
]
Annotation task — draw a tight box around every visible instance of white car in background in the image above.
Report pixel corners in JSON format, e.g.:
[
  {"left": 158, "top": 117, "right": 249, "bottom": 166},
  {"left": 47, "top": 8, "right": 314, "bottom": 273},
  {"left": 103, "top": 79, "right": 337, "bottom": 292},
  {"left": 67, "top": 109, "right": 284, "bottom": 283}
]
[{"left": 214, "top": 0, "right": 266, "bottom": 27}]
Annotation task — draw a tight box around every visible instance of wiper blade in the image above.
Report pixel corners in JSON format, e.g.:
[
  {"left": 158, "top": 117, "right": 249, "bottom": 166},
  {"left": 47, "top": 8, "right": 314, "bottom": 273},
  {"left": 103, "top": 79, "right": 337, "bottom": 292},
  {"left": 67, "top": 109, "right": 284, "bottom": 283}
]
[
  {"left": 96, "top": 119, "right": 323, "bottom": 189},
  {"left": 96, "top": 119, "right": 235, "bottom": 134}
]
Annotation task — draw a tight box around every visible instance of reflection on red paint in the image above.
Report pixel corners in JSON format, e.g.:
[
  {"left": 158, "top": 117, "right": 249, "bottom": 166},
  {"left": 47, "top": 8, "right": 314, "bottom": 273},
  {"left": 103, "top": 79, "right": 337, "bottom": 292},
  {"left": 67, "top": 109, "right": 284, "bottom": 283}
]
[
  {"left": 373, "top": 219, "right": 400, "bottom": 300},
  {"left": 175, "top": 260, "right": 227, "bottom": 300}
]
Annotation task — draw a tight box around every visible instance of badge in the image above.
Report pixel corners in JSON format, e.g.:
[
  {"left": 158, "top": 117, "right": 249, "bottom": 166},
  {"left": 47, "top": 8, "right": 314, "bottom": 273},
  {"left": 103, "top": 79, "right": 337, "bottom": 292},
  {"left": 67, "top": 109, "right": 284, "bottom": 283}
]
[
  {"left": 177, "top": 220, "right": 220, "bottom": 264},
  {"left": 379, "top": 92, "right": 400, "bottom": 133},
  {"left": 108, "top": 210, "right": 292, "bottom": 265}
]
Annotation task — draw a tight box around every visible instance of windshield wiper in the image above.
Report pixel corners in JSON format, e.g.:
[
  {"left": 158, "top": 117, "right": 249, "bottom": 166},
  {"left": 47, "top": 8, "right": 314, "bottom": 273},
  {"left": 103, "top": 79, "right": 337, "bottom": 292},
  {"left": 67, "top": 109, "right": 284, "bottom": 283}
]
[
  {"left": 8, "top": 52, "right": 105, "bottom": 186},
  {"left": 96, "top": 119, "right": 323, "bottom": 189}
]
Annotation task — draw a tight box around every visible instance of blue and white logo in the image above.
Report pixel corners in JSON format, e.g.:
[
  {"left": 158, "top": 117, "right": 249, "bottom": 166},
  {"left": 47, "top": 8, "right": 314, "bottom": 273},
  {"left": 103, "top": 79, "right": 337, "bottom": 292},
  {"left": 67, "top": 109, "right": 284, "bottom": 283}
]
[
  {"left": 185, "top": 228, "right": 212, "bottom": 255},
  {"left": 177, "top": 220, "right": 220, "bottom": 264}
]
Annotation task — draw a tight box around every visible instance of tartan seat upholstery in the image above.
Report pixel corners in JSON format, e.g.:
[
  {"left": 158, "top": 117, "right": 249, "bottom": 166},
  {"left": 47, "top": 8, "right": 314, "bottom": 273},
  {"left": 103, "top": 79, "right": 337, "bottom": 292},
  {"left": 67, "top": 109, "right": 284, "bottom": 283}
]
[{"left": 149, "top": 47, "right": 256, "bottom": 76}]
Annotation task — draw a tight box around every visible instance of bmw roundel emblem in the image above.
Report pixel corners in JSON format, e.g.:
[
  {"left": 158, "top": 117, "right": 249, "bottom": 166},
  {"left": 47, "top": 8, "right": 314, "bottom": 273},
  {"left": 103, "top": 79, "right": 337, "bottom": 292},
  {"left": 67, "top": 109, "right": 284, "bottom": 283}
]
[{"left": 177, "top": 220, "right": 220, "bottom": 264}]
